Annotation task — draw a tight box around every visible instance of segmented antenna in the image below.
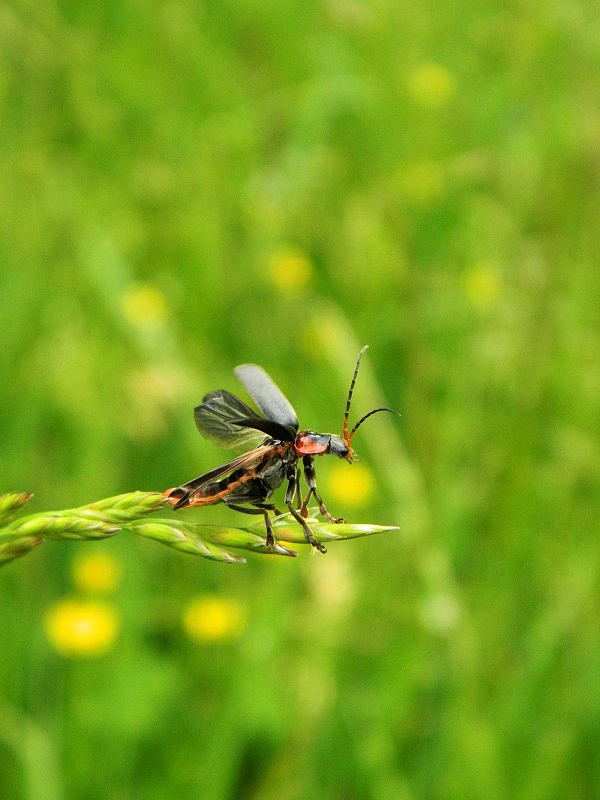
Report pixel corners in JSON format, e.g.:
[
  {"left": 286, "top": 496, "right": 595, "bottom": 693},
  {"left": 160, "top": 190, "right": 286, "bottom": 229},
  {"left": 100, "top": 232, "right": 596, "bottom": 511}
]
[
  {"left": 347, "top": 407, "right": 400, "bottom": 446},
  {"left": 343, "top": 345, "right": 369, "bottom": 445}
]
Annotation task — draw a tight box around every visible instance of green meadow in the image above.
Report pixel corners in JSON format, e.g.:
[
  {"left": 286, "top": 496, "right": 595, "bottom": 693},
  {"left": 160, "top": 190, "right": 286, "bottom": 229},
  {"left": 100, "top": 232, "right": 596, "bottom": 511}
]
[{"left": 1, "top": 1, "right": 599, "bottom": 797}]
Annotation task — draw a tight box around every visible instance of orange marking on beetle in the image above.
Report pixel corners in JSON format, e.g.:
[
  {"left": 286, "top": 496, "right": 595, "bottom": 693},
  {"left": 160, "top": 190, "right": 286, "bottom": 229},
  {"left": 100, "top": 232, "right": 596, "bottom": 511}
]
[
  {"left": 164, "top": 489, "right": 183, "bottom": 507},
  {"left": 187, "top": 468, "right": 259, "bottom": 506},
  {"left": 295, "top": 434, "right": 328, "bottom": 456},
  {"left": 166, "top": 443, "right": 293, "bottom": 509}
]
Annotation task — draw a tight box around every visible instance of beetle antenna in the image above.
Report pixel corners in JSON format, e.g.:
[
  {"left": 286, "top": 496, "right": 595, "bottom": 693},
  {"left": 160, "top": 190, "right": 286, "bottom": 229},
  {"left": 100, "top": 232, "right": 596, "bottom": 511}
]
[
  {"left": 343, "top": 345, "right": 369, "bottom": 445},
  {"left": 348, "top": 407, "right": 400, "bottom": 445}
]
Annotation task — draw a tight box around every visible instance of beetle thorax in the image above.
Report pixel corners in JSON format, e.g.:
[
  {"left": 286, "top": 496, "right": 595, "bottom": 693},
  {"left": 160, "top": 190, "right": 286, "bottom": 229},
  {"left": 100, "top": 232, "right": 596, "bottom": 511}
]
[{"left": 295, "top": 430, "right": 330, "bottom": 456}]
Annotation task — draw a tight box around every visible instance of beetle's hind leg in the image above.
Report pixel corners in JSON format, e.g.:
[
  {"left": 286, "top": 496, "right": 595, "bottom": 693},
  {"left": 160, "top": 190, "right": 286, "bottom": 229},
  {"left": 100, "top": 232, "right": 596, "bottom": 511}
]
[
  {"left": 225, "top": 503, "right": 278, "bottom": 549},
  {"left": 254, "top": 501, "right": 284, "bottom": 517}
]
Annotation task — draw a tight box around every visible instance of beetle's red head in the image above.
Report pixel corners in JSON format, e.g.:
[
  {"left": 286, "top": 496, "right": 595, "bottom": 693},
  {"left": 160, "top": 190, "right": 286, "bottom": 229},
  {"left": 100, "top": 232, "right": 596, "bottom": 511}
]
[{"left": 341, "top": 346, "right": 399, "bottom": 460}]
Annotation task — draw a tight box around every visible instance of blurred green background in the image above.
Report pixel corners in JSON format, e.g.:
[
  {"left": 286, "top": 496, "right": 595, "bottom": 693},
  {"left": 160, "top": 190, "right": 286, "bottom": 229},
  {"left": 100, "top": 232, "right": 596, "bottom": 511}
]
[{"left": 1, "top": 0, "right": 600, "bottom": 798}]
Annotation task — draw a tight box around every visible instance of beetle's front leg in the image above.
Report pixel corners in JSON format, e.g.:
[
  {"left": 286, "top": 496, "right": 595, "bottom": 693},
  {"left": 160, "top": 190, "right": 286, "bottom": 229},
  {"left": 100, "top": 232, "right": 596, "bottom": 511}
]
[
  {"left": 285, "top": 466, "right": 326, "bottom": 553},
  {"left": 301, "top": 456, "right": 346, "bottom": 524}
]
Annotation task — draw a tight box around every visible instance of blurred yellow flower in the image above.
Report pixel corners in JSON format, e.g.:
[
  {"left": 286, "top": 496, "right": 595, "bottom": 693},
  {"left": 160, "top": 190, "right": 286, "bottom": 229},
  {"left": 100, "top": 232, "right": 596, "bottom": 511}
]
[
  {"left": 72, "top": 552, "right": 123, "bottom": 594},
  {"left": 462, "top": 263, "right": 503, "bottom": 310},
  {"left": 120, "top": 282, "right": 166, "bottom": 328},
  {"left": 268, "top": 248, "right": 313, "bottom": 294},
  {"left": 182, "top": 596, "right": 245, "bottom": 643},
  {"left": 323, "top": 462, "right": 375, "bottom": 508},
  {"left": 45, "top": 599, "right": 120, "bottom": 658},
  {"left": 398, "top": 160, "right": 446, "bottom": 205},
  {"left": 408, "top": 63, "right": 457, "bottom": 108}
]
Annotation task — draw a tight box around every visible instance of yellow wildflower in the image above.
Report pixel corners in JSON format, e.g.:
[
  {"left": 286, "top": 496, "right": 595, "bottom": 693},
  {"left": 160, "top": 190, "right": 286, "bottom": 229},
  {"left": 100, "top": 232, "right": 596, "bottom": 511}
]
[
  {"left": 45, "top": 599, "right": 120, "bottom": 658},
  {"left": 462, "top": 263, "right": 503, "bottom": 310},
  {"left": 72, "top": 552, "right": 123, "bottom": 594},
  {"left": 322, "top": 462, "right": 375, "bottom": 508},
  {"left": 182, "top": 596, "right": 245, "bottom": 643},
  {"left": 408, "top": 63, "right": 457, "bottom": 108},
  {"left": 120, "top": 282, "right": 166, "bottom": 328},
  {"left": 268, "top": 248, "right": 313, "bottom": 294}
]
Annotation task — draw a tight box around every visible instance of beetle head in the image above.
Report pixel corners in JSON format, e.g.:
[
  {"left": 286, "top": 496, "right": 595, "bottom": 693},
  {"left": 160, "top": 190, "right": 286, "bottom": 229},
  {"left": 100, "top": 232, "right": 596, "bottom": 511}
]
[{"left": 328, "top": 434, "right": 353, "bottom": 462}]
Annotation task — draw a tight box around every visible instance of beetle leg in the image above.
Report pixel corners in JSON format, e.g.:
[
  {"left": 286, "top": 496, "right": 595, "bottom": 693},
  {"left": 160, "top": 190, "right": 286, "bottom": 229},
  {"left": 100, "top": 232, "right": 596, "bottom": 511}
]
[
  {"left": 302, "top": 457, "right": 346, "bottom": 524},
  {"left": 285, "top": 468, "right": 326, "bottom": 553},
  {"left": 299, "top": 456, "right": 314, "bottom": 517},
  {"left": 295, "top": 466, "right": 302, "bottom": 510},
  {"left": 300, "top": 489, "right": 312, "bottom": 517},
  {"left": 226, "top": 503, "right": 276, "bottom": 548},
  {"left": 254, "top": 501, "right": 283, "bottom": 517},
  {"left": 263, "top": 511, "right": 275, "bottom": 549}
]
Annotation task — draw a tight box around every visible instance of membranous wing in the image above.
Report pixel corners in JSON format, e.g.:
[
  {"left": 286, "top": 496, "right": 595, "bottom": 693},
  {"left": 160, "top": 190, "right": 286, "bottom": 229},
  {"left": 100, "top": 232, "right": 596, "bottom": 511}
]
[
  {"left": 234, "top": 364, "right": 298, "bottom": 433},
  {"left": 195, "top": 389, "right": 296, "bottom": 450},
  {"left": 194, "top": 390, "right": 266, "bottom": 449}
]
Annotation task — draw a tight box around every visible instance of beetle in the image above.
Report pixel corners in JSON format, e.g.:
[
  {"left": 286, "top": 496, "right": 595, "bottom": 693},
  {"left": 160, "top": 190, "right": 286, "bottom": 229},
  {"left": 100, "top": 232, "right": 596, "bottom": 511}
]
[{"left": 165, "top": 346, "right": 398, "bottom": 553}]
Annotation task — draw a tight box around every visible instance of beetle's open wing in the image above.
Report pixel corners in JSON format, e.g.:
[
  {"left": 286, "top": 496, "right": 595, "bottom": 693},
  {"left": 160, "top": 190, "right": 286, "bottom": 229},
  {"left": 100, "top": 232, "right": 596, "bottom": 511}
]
[
  {"left": 194, "top": 390, "right": 266, "bottom": 449},
  {"left": 234, "top": 364, "right": 299, "bottom": 432}
]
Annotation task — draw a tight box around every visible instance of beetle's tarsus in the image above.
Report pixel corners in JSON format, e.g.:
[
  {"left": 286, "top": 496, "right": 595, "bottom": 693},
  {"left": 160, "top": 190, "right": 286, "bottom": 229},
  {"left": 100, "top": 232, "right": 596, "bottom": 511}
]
[
  {"left": 300, "top": 518, "right": 327, "bottom": 553},
  {"left": 322, "top": 510, "right": 345, "bottom": 524}
]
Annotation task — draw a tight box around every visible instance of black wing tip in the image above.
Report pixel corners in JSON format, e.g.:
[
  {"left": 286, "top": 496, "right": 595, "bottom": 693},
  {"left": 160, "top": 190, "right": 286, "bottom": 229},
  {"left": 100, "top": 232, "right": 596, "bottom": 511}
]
[
  {"left": 232, "top": 417, "right": 296, "bottom": 442},
  {"left": 164, "top": 487, "right": 190, "bottom": 509}
]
